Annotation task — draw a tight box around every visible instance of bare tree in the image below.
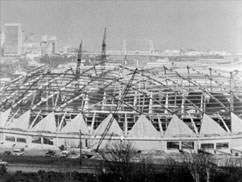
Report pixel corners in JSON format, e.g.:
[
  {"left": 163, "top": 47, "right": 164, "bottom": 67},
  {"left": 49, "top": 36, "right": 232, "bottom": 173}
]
[
  {"left": 100, "top": 141, "right": 137, "bottom": 163},
  {"left": 99, "top": 141, "right": 155, "bottom": 182},
  {"left": 183, "top": 153, "right": 216, "bottom": 182},
  {"left": 98, "top": 141, "right": 136, "bottom": 182}
]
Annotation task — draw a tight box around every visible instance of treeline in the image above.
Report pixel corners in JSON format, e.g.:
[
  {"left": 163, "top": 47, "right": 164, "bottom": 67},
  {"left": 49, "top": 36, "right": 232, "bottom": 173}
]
[
  {"left": 1, "top": 165, "right": 242, "bottom": 182},
  {"left": 0, "top": 168, "right": 96, "bottom": 182}
]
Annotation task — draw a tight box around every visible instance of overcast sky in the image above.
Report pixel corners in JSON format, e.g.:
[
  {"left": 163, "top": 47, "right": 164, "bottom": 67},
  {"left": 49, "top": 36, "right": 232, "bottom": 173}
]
[{"left": 1, "top": 0, "right": 242, "bottom": 52}]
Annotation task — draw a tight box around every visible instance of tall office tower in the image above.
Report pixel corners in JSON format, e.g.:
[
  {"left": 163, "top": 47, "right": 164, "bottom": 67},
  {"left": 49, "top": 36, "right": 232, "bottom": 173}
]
[
  {"left": 40, "top": 35, "right": 56, "bottom": 56},
  {"left": 48, "top": 36, "right": 56, "bottom": 55},
  {"left": 3, "top": 23, "right": 22, "bottom": 56}
]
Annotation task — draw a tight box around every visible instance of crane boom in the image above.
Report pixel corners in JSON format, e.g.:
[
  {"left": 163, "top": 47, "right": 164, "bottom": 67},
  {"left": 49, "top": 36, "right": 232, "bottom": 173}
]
[{"left": 96, "top": 68, "right": 137, "bottom": 151}]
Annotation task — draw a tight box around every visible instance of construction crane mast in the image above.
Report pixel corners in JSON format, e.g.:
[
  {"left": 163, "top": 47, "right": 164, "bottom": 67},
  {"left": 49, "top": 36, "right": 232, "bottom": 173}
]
[
  {"left": 99, "top": 28, "right": 106, "bottom": 86},
  {"left": 74, "top": 41, "right": 83, "bottom": 110},
  {"left": 76, "top": 41, "right": 83, "bottom": 77},
  {"left": 101, "top": 28, "right": 106, "bottom": 73},
  {"left": 96, "top": 68, "right": 138, "bottom": 151}
]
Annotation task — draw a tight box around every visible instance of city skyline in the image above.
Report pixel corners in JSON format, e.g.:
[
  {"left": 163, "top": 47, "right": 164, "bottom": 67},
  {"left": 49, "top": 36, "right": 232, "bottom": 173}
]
[{"left": 1, "top": 0, "right": 242, "bottom": 52}]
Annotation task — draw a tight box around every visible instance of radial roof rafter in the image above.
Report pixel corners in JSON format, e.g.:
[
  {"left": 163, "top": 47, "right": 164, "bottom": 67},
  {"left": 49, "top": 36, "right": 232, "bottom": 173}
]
[{"left": 121, "top": 66, "right": 202, "bottom": 114}]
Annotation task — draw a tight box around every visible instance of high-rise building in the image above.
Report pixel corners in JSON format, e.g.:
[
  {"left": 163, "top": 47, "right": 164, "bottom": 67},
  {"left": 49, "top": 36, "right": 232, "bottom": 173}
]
[
  {"left": 3, "top": 23, "right": 22, "bottom": 56},
  {"left": 0, "top": 32, "right": 1, "bottom": 56},
  {"left": 48, "top": 36, "right": 56, "bottom": 55},
  {"left": 0, "top": 31, "right": 5, "bottom": 56},
  {"left": 40, "top": 35, "right": 56, "bottom": 56}
]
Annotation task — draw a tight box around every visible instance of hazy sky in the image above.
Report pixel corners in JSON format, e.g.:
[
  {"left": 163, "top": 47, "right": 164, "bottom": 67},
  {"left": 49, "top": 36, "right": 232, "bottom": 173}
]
[{"left": 1, "top": 0, "right": 242, "bottom": 51}]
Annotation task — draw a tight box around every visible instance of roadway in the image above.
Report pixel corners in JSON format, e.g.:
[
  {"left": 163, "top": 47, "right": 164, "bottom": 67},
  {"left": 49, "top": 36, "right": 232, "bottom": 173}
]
[
  {"left": 7, "top": 163, "right": 99, "bottom": 174},
  {"left": 0, "top": 155, "right": 103, "bottom": 174}
]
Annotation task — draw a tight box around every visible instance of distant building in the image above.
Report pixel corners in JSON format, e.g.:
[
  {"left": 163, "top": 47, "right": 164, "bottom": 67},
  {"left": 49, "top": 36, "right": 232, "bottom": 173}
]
[
  {"left": 41, "top": 35, "right": 56, "bottom": 56},
  {"left": 3, "top": 23, "right": 22, "bottom": 56},
  {"left": 22, "top": 33, "right": 41, "bottom": 56},
  {"left": 22, "top": 42, "right": 41, "bottom": 56},
  {"left": 58, "top": 45, "right": 78, "bottom": 56},
  {"left": 185, "top": 50, "right": 203, "bottom": 57},
  {"left": 0, "top": 31, "right": 3, "bottom": 56}
]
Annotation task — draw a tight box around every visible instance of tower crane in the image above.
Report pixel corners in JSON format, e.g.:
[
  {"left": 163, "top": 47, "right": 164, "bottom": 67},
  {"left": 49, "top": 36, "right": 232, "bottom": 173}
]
[
  {"left": 76, "top": 41, "right": 83, "bottom": 78},
  {"left": 95, "top": 68, "right": 137, "bottom": 151},
  {"left": 99, "top": 28, "right": 106, "bottom": 86},
  {"left": 101, "top": 28, "right": 106, "bottom": 75}
]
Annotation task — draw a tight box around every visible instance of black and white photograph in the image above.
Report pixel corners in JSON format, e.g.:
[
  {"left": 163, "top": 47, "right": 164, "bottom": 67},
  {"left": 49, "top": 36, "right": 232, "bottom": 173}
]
[{"left": 0, "top": 0, "right": 242, "bottom": 181}]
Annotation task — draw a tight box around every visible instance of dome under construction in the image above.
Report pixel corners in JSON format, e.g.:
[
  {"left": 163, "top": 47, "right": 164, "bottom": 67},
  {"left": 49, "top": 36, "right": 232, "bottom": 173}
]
[{"left": 1, "top": 59, "right": 242, "bottom": 154}]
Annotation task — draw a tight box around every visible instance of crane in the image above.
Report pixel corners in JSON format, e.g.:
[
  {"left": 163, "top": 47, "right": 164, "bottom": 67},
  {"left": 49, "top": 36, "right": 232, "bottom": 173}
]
[
  {"left": 76, "top": 41, "right": 83, "bottom": 78},
  {"left": 95, "top": 68, "right": 138, "bottom": 151},
  {"left": 74, "top": 41, "right": 83, "bottom": 110},
  {"left": 98, "top": 28, "right": 106, "bottom": 87},
  {"left": 101, "top": 28, "right": 106, "bottom": 75}
]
